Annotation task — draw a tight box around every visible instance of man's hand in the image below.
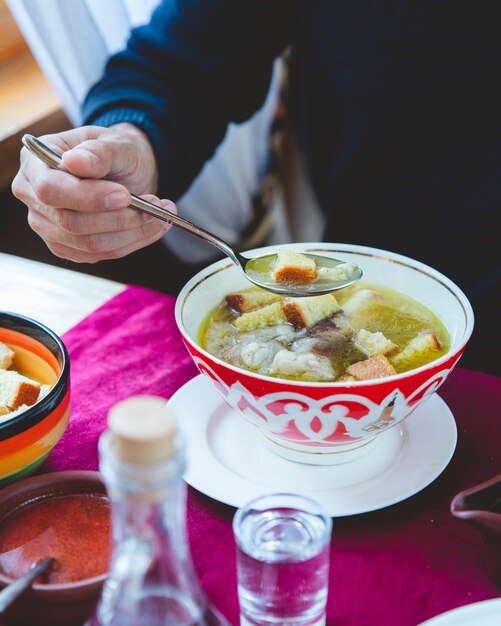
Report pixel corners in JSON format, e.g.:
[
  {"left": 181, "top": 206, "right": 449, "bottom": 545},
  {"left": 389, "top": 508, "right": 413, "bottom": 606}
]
[{"left": 12, "top": 123, "right": 175, "bottom": 263}]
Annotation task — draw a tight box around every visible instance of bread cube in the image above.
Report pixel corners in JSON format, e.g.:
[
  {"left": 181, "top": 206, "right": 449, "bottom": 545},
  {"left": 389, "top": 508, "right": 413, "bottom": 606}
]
[
  {"left": 271, "top": 251, "right": 317, "bottom": 285},
  {"left": 390, "top": 330, "right": 442, "bottom": 368},
  {"left": 225, "top": 289, "right": 281, "bottom": 315},
  {"left": 0, "top": 369, "right": 41, "bottom": 410},
  {"left": 335, "top": 373, "right": 357, "bottom": 383},
  {"left": 282, "top": 294, "right": 340, "bottom": 329},
  {"left": 232, "top": 301, "right": 286, "bottom": 331},
  {"left": 346, "top": 355, "right": 397, "bottom": 381},
  {"left": 0, "top": 342, "right": 15, "bottom": 370},
  {"left": 353, "top": 329, "right": 398, "bottom": 357}
]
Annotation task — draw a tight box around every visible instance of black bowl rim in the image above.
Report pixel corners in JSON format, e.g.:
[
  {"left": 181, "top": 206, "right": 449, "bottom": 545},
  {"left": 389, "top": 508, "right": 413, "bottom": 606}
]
[{"left": 0, "top": 311, "right": 70, "bottom": 440}]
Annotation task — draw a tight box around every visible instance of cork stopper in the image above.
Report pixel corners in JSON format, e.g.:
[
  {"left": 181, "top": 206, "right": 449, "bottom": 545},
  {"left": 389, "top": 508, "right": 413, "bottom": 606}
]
[{"left": 107, "top": 396, "right": 177, "bottom": 465}]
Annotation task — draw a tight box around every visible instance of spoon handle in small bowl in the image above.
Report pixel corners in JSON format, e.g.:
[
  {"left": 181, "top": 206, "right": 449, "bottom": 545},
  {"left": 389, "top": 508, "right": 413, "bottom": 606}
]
[{"left": 0, "top": 557, "right": 55, "bottom": 613}]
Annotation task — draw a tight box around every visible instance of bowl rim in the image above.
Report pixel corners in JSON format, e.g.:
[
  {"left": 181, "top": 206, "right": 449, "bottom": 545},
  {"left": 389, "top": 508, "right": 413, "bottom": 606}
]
[
  {"left": 0, "top": 311, "right": 70, "bottom": 438},
  {"left": 0, "top": 470, "right": 109, "bottom": 593},
  {"left": 175, "top": 242, "right": 475, "bottom": 387}
]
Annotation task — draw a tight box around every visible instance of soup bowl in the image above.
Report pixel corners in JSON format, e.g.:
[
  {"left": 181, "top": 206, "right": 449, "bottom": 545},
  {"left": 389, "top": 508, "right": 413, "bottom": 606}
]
[
  {"left": 0, "top": 471, "right": 109, "bottom": 626},
  {"left": 0, "top": 312, "right": 70, "bottom": 484},
  {"left": 175, "top": 243, "right": 474, "bottom": 464}
]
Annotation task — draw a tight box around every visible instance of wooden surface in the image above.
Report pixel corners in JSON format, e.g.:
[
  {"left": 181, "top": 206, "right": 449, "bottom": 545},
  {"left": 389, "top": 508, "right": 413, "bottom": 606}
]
[
  {"left": 0, "top": 0, "right": 69, "bottom": 189},
  {"left": 0, "top": 105, "right": 70, "bottom": 189},
  {"left": 0, "top": 253, "right": 125, "bottom": 335},
  {"left": 0, "top": 0, "right": 28, "bottom": 64},
  {"left": 0, "top": 54, "right": 62, "bottom": 143}
]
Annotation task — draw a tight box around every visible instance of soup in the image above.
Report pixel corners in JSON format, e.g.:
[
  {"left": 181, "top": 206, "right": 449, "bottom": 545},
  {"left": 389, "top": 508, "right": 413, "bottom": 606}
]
[
  {"left": 0, "top": 494, "right": 111, "bottom": 584},
  {"left": 200, "top": 283, "right": 450, "bottom": 382}
]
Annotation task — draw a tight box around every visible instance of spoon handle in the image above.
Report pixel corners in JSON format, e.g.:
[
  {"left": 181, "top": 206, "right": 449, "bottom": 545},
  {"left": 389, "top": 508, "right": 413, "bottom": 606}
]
[
  {"left": 128, "top": 194, "right": 241, "bottom": 265},
  {"left": 21, "top": 134, "right": 243, "bottom": 267},
  {"left": 0, "top": 557, "right": 55, "bottom": 613}
]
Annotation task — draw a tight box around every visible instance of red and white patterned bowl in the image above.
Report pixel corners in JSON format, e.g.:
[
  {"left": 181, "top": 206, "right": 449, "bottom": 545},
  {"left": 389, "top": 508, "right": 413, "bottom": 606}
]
[{"left": 175, "top": 243, "right": 474, "bottom": 464}]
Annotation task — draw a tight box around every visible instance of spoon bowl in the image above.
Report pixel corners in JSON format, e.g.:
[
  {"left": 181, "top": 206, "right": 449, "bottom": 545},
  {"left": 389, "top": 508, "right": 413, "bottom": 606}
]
[
  {"left": 22, "top": 134, "right": 362, "bottom": 296},
  {"left": 243, "top": 252, "right": 362, "bottom": 296}
]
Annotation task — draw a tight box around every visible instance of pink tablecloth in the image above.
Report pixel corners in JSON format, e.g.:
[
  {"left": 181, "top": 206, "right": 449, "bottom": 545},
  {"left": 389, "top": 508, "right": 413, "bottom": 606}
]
[{"left": 47, "top": 285, "right": 500, "bottom": 626}]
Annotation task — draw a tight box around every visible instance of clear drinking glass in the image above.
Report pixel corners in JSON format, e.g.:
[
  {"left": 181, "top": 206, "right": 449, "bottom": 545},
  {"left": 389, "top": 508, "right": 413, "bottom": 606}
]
[{"left": 232, "top": 493, "right": 332, "bottom": 626}]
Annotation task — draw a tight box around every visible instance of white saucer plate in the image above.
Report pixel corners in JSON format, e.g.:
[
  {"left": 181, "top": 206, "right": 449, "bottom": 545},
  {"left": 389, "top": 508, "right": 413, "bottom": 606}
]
[
  {"left": 169, "top": 374, "right": 457, "bottom": 517},
  {"left": 417, "top": 598, "right": 501, "bottom": 626}
]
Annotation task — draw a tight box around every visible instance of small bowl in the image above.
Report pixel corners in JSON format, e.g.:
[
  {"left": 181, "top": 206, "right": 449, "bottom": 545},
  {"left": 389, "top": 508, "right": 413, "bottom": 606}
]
[
  {"left": 0, "top": 312, "right": 70, "bottom": 486},
  {"left": 0, "top": 471, "right": 109, "bottom": 626},
  {"left": 175, "top": 243, "right": 474, "bottom": 465}
]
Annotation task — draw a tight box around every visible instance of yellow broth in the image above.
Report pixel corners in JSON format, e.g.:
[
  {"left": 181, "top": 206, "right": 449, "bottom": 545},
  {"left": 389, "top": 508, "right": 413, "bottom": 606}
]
[{"left": 199, "top": 283, "right": 450, "bottom": 381}]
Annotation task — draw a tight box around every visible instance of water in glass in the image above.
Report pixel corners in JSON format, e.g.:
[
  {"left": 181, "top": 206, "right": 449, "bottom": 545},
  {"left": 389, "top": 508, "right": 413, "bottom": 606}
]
[{"left": 234, "top": 496, "right": 331, "bottom": 626}]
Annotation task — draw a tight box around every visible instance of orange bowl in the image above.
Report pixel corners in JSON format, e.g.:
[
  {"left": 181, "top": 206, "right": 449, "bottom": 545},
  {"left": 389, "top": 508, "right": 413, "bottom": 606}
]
[{"left": 0, "top": 312, "right": 70, "bottom": 485}]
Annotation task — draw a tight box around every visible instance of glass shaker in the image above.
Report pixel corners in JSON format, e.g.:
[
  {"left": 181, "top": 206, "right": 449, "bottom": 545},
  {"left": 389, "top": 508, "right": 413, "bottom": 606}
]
[{"left": 87, "top": 396, "right": 230, "bottom": 626}]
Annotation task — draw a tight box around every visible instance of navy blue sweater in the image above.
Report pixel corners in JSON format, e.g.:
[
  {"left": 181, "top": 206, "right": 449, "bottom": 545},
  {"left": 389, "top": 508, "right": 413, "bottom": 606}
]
[{"left": 83, "top": 0, "right": 500, "bottom": 361}]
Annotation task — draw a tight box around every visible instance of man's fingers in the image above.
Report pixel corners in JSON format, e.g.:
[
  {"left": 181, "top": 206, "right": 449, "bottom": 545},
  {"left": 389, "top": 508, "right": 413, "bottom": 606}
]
[
  {"left": 28, "top": 196, "right": 175, "bottom": 261},
  {"left": 15, "top": 125, "right": 159, "bottom": 222},
  {"left": 13, "top": 125, "right": 166, "bottom": 266},
  {"left": 20, "top": 125, "right": 140, "bottom": 196},
  {"left": 41, "top": 205, "right": 154, "bottom": 236},
  {"left": 39, "top": 195, "right": 176, "bottom": 235},
  {"left": 45, "top": 222, "right": 171, "bottom": 263},
  {"left": 28, "top": 211, "right": 169, "bottom": 254},
  {"left": 23, "top": 166, "right": 130, "bottom": 213}
]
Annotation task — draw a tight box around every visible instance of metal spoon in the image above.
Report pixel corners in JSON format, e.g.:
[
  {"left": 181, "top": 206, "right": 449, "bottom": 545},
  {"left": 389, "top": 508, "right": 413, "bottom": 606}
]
[
  {"left": 0, "top": 557, "right": 55, "bottom": 614},
  {"left": 22, "top": 134, "right": 362, "bottom": 296}
]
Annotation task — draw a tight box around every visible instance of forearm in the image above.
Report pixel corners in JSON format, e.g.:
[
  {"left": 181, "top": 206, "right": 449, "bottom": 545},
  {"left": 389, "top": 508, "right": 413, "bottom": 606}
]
[{"left": 82, "top": 0, "right": 292, "bottom": 201}]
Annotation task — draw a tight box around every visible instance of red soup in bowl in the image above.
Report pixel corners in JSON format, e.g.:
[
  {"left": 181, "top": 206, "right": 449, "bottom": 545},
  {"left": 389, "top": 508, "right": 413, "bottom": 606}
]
[
  {"left": 0, "top": 493, "right": 110, "bottom": 585},
  {"left": 0, "top": 471, "right": 110, "bottom": 626}
]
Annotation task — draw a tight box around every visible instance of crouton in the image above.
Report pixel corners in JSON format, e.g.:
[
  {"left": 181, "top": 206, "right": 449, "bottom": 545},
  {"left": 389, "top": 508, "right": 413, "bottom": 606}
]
[
  {"left": 316, "top": 262, "right": 359, "bottom": 283},
  {"left": 225, "top": 289, "right": 281, "bottom": 315},
  {"left": 346, "top": 355, "right": 397, "bottom": 381},
  {"left": 353, "top": 329, "right": 398, "bottom": 357},
  {"left": 271, "top": 251, "right": 317, "bottom": 285},
  {"left": 0, "top": 370, "right": 40, "bottom": 410},
  {"left": 0, "top": 406, "right": 11, "bottom": 417},
  {"left": 335, "top": 373, "right": 357, "bottom": 383},
  {"left": 282, "top": 294, "right": 340, "bottom": 329},
  {"left": 0, "top": 342, "right": 15, "bottom": 370},
  {"left": 232, "top": 301, "right": 286, "bottom": 332},
  {"left": 390, "top": 330, "right": 442, "bottom": 369},
  {"left": 342, "top": 289, "right": 383, "bottom": 316}
]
